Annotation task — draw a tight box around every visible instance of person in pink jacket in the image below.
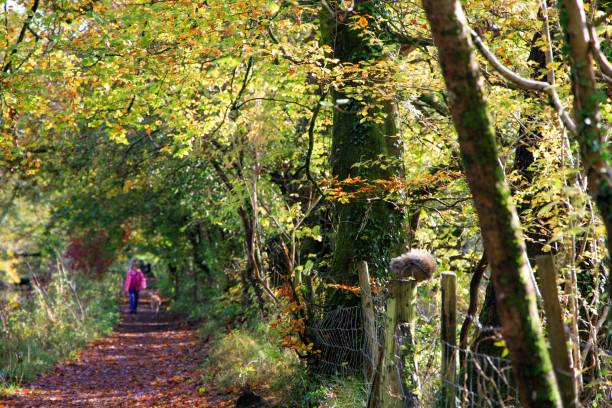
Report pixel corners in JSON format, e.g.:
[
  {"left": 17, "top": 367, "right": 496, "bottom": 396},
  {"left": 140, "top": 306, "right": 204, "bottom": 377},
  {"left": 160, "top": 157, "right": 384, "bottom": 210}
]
[{"left": 124, "top": 259, "right": 147, "bottom": 314}]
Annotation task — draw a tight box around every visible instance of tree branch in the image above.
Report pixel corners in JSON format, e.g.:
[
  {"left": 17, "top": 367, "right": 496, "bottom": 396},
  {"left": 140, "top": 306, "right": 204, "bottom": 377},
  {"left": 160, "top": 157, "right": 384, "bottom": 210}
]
[
  {"left": 589, "top": 25, "right": 612, "bottom": 78},
  {"left": 2, "top": 0, "right": 40, "bottom": 73},
  {"left": 210, "top": 158, "right": 235, "bottom": 192},
  {"left": 233, "top": 97, "right": 314, "bottom": 111},
  {"left": 384, "top": 19, "right": 433, "bottom": 48},
  {"left": 469, "top": 29, "right": 577, "bottom": 135},
  {"left": 539, "top": 0, "right": 556, "bottom": 85},
  {"left": 232, "top": 56, "right": 254, "bottom": 107},
  {"left": 304, "top": 91, "right": 327, "bottom": 197},
  {"left": 25, "top": 23, "right": 40, "bottom": 41},
  {"left": 459, "top": 253, "right": 487, "bottom": 373}
]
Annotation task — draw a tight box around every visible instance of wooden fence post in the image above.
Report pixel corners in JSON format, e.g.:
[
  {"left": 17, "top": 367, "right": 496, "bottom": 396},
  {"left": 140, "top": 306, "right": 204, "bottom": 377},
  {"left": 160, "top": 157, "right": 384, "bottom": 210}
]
[
  {"left": 376, "top": 279, "right": 402, "bottom": 408},
  {"left": 358, "top": 261, "right": 378, "bottom": 380},
  {"left": 441, "top": 272, "right": 457, "bottom": 408},
  {"left": 368, "top": 251, "right": 435, "bottom": 408},
  {"left": 536, "top": 255, "right": 577, "bottom": 408},
  {"left": 396, "top": 278, "right": 420, "bottom": 407}
]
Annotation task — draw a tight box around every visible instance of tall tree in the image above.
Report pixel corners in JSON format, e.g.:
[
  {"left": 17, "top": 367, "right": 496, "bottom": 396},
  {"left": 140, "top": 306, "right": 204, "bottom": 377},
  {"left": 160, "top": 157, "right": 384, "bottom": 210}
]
[
  {"left": 422, "top": 0, "right": 562, "bottom": 406},
  {"left": 473, "top": 30, "right": 551, "bottom": 358},
  {"left": 559, "top": 0, "right": 612, "bottom": 328},
  {"left": 320, "top": 1, "right": 404, "bottom": 294}
]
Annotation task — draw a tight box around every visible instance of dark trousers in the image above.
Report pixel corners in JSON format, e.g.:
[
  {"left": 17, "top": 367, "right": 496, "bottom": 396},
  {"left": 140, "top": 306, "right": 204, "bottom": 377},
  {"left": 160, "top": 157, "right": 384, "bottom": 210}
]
[{"left": 128, "top": 289, "right": 139, "bottom": 313}]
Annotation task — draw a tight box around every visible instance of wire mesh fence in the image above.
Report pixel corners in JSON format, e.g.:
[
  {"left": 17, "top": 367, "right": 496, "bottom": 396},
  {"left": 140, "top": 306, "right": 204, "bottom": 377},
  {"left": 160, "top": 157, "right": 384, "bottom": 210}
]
[
  {"left": 448, "top": 341, "right": 520, "bottom": 407},
  {"left": 304, "top": 291, "right": 521, "bottom": 407},
  {"left": 307, "top": 305, "right": 367, "bottom": 377}
]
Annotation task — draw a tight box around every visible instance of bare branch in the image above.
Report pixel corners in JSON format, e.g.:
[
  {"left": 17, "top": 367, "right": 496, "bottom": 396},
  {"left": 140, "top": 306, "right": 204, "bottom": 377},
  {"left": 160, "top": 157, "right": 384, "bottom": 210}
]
[
  {"left": 2, "top": 0, "right": 40, "bottom": 73},
  {"left": 539, "top": 0, "right": 556, "bottom": 85},
  {"left": 599, "top": 72, "right": 612, "bottom": 85},
  {"left": 233, "top": 97, "right": 314, "bottom": 111},
  {"left": 321, "top": 0, "right": 336, "bottom": 17},
  {"left": 25, "top": 23, "right": 40, "bottom": 41},
  {"left": 469, "top": 29, "right": 577, "bottom": 135},
  {"left": 589, "top": 25, "right": 612, "bottom": 78},
  {"left": 581, "top": 305, "right": 609, "bottom": 362}
]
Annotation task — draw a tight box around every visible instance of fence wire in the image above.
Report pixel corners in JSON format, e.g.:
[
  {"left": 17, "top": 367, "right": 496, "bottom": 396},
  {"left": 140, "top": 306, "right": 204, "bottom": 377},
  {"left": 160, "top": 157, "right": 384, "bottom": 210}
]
[
  {"left": 305, "top": 297, "right": 521, "bottom": 407},
  {"left": 307, "top": 305, "right": 367, "bottom": 376}
]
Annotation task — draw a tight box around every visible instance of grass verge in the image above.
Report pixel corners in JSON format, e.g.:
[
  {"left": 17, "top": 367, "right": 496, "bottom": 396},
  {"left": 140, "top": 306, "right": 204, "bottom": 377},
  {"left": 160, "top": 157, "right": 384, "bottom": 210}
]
[{"left": 0, "top": 267, "right": 119, "bottom": 389}]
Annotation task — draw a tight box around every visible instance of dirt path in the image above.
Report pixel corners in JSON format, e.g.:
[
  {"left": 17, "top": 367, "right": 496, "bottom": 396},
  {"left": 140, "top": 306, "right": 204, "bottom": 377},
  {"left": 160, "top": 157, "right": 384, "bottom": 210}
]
[{"left": 1, "top": 301, "right": 234, "bottom": 407}]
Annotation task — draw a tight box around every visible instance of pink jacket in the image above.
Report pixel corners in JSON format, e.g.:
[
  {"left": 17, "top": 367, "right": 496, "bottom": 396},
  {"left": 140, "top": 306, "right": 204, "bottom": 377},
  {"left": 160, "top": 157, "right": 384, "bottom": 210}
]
[{"left": 124, "top": 267, "right": 147, "bottom": 293}]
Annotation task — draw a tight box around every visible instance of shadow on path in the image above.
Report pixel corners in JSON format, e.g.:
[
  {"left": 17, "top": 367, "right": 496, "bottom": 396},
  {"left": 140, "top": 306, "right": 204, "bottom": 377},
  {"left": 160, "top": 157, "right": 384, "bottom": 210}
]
[{"left": 1, "top": 299, "right": 214, "bottom": 407}]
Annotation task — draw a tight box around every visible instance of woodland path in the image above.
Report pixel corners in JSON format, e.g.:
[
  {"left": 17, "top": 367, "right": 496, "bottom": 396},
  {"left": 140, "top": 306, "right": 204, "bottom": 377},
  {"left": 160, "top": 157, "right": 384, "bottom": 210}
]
[{"left": 1, "top": 297, "right": 235, "bottom": 407}]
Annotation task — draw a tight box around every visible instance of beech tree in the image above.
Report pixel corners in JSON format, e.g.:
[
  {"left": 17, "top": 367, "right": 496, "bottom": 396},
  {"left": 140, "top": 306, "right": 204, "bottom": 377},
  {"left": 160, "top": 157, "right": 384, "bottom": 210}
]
[
  {"left": 320, "top": 1, "right": 405, "bottom": 293},
  {"left": 1, "top": 1, "right": 609, "bottom": 406}
]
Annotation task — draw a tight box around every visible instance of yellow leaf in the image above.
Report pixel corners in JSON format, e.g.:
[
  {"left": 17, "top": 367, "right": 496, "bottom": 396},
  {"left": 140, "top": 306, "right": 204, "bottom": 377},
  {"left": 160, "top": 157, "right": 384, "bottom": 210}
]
[{"left": 109, "top": 124, "right": 128, "bottom": 145}]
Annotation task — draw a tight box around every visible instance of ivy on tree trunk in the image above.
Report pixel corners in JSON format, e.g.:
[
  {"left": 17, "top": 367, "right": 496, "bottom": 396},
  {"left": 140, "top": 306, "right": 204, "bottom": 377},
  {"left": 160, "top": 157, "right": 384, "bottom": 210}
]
[{"left": 320, "top": 1, "right": 404, "bottom": 296}]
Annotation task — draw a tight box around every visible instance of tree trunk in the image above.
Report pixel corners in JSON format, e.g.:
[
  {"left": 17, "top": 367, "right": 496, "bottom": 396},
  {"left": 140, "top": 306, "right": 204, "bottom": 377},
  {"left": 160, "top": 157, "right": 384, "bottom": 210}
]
[
  {"left": 474, "top": 30, "right": 550, "bottom": 361},
  {"left": 188, "top": 223, "right": 212, "bottom": 287},
  {"left": 238, "top": 206, "right": 266, "bottom": 316},
  {"left": 210, "top": 159, "right": 266, "bottom": 314},
  {"left": 321, "top": 1, "right": 404, "bottom": 296},
  {"left": 169, "top": 263, "right": 179, "bottom": 299},
  {"left": 559, "top": 0, "right": 612, "bottom": 329},
  {"left": 422, "top": 1, "right": 562, "bottom": 406}
]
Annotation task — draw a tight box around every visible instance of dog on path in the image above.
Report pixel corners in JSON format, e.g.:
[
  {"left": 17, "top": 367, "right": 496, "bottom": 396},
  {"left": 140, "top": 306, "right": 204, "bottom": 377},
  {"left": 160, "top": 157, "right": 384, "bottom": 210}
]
[{"left": 142, "top": 289, "right": 162, "bottom": 313}]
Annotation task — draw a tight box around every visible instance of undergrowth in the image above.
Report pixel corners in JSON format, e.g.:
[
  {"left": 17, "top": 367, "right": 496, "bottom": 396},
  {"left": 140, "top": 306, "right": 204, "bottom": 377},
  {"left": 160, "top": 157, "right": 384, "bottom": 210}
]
[
  {"left": 165, "top": 268, "right": 369, "bottom": 407},
  {"left": 197, "top": 295, "right": 368, "bottom": 407},
  {"left": 201, "top": 325, "right": 368, "bottom": 407},
  {"left": 202, "top": 328, "right": 299, "bottom": 391},
  {"left": 0, "top": 265, "right": 119, "bottom": 388},
  {"left": 287, "top": 375, "right": 367, "bottom": 408}
]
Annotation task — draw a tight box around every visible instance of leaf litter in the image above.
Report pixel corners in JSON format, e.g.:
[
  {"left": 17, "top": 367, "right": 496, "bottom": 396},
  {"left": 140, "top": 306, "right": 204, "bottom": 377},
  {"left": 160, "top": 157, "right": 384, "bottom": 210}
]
[{"left": 0, "top": 304, "right": 235, "bottom": 407}]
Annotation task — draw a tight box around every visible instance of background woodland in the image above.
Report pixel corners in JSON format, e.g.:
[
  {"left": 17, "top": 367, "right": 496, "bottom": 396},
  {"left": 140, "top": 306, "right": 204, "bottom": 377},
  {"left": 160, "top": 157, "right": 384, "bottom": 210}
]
[{"left": 0, "top": 0, "right": 610, "bottom": 406}]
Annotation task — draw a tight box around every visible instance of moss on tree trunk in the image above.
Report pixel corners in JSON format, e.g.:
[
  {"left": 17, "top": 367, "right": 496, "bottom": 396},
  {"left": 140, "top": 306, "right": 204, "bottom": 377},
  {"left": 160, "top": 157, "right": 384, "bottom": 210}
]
[
  {"left": 321, "top": 1, "right": 404, "bottom": 294},
  {"left": 422, "top": 0, "right": 562, "bottom": 406},
  {"left": 559, "top": 0, "right": 612, "bottom": 331}
]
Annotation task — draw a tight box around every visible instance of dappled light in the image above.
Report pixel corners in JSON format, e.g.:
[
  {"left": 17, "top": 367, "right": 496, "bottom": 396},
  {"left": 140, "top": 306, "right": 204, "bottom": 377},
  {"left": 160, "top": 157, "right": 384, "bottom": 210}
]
[
  {"left": 0, "top": 0, "right": 610, "bottom": 407},
  {"left": 2, "top": 304, "right": 219, "bottom": 407}
]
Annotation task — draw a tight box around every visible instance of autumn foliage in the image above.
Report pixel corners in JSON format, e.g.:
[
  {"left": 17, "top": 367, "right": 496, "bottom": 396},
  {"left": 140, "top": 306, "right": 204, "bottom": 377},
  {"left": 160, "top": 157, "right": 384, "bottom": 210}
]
[{"left": 65, "top": 226, "right": 130, "bottom": 275}]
